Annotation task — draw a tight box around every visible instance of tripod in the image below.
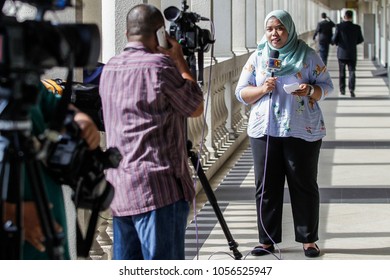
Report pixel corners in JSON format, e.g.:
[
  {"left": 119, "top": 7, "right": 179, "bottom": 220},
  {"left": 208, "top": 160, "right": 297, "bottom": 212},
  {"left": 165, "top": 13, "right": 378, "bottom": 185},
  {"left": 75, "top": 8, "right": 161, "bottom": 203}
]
[
  {"left": 0, "top": 82, "right": 65, "bottom": 260},
  {"left": 188, "top": 141, "right": 242, "bottom": 260},
  {"left": 186, "top": 51, "right": 242, "bottom": 260}
]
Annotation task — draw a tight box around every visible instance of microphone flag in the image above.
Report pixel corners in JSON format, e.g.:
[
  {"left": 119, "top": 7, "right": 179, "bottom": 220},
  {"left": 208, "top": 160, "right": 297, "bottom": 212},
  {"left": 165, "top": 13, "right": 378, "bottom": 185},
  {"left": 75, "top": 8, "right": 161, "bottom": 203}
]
[{"left": 267, "top": 50, "right": 281, "bottom": 74}]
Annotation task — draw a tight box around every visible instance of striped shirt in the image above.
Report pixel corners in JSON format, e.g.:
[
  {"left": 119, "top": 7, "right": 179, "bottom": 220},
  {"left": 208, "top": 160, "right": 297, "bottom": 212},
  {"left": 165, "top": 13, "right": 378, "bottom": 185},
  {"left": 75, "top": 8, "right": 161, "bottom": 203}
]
[{"left": 99, "top": 42, "right": 203, "bottom": 216}]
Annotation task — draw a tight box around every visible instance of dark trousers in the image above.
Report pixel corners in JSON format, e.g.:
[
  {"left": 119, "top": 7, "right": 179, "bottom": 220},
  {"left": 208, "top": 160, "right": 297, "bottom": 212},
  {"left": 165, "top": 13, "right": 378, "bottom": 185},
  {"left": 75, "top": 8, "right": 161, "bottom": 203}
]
[
  {"left": 318, "top": 44, "right": 330, "bottom": 65},
  {"left": 338, "top": 59, "right": 357, "bottom": 93},
  {"left": 250, "top": 136, "right": 321, "bottom": 244}
]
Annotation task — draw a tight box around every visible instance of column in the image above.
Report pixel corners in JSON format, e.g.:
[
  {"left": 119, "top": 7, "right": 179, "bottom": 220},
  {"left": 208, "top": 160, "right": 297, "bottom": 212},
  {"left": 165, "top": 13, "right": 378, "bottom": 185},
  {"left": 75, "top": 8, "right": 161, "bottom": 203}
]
[
  {"left": 232, "top": 0, "right": 249, "bottom": 54},
  {"left": 213, "top": 0, "right": 234, "bottom": 58},
  {"left": 246, "top": 0, "right": 257, "bottom": 48}
]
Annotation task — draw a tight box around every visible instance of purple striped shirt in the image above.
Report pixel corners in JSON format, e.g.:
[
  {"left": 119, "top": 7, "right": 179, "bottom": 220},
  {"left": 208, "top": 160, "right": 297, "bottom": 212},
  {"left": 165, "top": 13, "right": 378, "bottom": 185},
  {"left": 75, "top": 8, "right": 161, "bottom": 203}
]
[{"left": 99, "top": 42, "right": 203, "bottom": 216}]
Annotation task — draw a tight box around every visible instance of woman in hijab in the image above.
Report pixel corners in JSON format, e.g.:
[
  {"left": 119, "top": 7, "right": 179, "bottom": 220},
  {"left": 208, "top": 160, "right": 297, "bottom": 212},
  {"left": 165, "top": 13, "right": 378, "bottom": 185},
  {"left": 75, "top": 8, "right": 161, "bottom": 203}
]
[{"left": 235, "top": 10, "right": 333, "bottom": 258}]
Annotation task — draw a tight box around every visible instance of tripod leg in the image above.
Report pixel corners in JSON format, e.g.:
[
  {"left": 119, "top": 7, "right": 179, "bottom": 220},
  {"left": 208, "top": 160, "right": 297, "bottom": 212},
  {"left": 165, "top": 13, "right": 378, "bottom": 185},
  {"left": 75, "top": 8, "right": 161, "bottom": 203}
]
[
  {"left": 189, "top": 147, "right": 242, "bottom": 260},
  {"left": 1, "top": 132, "right": 64, "bottom": 259},
  {"left": 0, "top": 136, "right": 23, "bottom": 259}
]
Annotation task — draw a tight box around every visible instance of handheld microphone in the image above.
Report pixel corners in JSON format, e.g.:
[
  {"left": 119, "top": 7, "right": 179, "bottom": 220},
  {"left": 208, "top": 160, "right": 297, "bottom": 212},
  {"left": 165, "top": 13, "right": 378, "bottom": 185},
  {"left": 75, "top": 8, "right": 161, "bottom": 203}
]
[{"left": 267, "top": 50, "right": 281, "bottom": 77}]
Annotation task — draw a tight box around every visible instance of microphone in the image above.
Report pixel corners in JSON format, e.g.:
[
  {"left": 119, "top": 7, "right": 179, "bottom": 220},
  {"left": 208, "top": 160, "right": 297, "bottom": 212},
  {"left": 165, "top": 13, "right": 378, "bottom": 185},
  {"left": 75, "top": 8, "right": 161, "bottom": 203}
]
[{"left": 267, "top": 50, "right": 281, "bottom": 77}]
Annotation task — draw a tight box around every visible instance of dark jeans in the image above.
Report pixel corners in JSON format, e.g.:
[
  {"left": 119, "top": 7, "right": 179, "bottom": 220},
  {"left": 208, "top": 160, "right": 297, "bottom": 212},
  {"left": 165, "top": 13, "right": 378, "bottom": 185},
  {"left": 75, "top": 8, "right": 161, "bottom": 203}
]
[
  {"left": 338, "top": 59, "right": 357, "bottom": 93},
  {"left": 250, "top": 136, "right": 321, "bottom": 244},
  {"left": 318, "top": 44, "right": 330, "bottom": 65}
]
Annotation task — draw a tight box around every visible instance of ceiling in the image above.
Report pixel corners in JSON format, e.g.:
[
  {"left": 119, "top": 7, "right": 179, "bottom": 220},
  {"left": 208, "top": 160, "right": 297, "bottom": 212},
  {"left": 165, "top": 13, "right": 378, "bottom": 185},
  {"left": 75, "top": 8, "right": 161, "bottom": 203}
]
[{"left": 316, "top": 0, "right": 361, "bottom": 10}]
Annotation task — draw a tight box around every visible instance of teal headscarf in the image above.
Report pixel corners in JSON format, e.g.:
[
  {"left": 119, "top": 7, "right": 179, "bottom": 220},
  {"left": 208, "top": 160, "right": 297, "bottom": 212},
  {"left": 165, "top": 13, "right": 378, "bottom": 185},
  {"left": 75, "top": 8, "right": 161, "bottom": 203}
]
[{"left": 257, "top": 10, "right": 312, "bottom": 77}]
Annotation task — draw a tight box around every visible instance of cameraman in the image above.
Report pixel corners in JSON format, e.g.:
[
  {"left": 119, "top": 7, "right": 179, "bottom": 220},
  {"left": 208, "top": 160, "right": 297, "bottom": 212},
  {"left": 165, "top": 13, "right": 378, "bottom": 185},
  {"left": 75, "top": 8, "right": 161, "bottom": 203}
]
[
  {"left": 99, "top": 4, "right": 204, "bottom": 260},
  {"left": 4, "top": 83, "right": 100, "bottom": 259}
]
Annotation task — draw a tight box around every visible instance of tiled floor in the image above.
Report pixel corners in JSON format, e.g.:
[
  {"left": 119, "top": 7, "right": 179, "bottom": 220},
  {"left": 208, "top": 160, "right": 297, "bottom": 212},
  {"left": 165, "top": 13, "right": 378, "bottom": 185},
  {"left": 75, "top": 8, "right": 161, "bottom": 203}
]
[{"left": 185, "top": 45, "right": 390, "bottom": 260}]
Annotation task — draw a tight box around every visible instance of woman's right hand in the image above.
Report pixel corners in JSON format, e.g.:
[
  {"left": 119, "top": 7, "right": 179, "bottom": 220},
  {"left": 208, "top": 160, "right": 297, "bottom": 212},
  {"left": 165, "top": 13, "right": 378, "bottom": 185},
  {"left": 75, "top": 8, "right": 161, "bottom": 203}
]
[
  {"left": 240, "top": 76, "right": 278, "bottom": 104},
  {"left": 261, "top": 77, "right": 278, "bottom": 93}
]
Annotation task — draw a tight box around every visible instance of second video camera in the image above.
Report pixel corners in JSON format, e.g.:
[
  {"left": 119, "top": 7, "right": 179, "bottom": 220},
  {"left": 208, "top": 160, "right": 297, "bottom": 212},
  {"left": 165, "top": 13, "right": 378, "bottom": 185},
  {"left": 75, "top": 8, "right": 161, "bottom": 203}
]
[{"left": 164, "top": 1, "right": 214, "bottom": 56}]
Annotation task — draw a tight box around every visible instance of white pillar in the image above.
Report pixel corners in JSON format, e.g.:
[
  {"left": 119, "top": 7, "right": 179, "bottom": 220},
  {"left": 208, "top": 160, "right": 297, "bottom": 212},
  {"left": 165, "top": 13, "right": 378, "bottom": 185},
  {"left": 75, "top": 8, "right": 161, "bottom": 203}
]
[
  {"left": 232, "top": 0, "right": 249, "bottom": 54},
  {"left": 213, "top": 0, "right": 234, "bottom": 58},
  {"left": 246, "top": 0, "right": 257, "bottom": 48},
  {"left": 101, "top": 0, "right": 116, "bottom": 63}
]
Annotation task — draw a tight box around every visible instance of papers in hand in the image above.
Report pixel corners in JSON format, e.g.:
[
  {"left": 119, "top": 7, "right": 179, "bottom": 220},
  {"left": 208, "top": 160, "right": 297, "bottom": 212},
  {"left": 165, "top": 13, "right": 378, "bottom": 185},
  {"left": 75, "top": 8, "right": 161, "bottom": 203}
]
[{"left": 283, "top": 82, "right": 300, "bottom": 94}]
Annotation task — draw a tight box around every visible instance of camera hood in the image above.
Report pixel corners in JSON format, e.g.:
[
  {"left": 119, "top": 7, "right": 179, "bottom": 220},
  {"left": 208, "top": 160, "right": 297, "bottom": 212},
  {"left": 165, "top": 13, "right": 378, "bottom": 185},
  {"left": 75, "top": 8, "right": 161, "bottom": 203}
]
[{"left": 164, "top": 6, "right": 182, "bottom": 22}]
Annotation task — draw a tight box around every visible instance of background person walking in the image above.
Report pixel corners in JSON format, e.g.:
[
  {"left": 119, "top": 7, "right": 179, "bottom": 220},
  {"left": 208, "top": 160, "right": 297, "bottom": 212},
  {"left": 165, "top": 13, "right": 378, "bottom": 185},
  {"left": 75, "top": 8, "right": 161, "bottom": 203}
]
[
  {"left": 332, "top": 10, "right": 364, "bottom": 98},
  {"left": 313, "top": 12, "right": 335, "bottom": 65}
]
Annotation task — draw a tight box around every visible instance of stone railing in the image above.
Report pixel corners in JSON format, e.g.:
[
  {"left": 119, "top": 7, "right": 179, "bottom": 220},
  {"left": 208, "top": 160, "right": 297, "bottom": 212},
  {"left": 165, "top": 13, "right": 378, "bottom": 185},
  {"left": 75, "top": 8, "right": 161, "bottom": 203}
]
[{"left": 76, "top": 52, "right": 253, "bottom": 260}]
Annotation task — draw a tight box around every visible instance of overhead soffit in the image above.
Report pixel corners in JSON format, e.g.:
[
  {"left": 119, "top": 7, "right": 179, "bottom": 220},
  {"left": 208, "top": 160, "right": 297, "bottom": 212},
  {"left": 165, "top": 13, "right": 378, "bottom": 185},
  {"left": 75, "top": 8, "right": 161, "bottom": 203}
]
[{"left": 316, "top": 0, "right": 361, "bottom": 10}]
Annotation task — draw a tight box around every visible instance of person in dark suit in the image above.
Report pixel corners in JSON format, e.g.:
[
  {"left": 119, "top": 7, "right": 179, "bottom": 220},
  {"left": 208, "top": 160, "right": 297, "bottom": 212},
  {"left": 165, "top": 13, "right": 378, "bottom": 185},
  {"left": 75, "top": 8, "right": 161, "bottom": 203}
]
[
  {"left": 313, "top": 12, "right": 335, "bottom": 65},
  {"left": 332, "top": 10, "right": 364, "bottom": 97}
]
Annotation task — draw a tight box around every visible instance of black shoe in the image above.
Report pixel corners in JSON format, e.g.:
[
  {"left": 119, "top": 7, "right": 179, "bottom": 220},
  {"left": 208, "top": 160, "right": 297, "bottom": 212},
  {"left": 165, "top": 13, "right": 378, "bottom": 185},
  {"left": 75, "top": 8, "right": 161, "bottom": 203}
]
[
  {"left": 350, "top": 91, "right": 356, "bottom": 98},
  {"left": 340, "top": 91, "right": 345, "bottom": 95},
  {"left": 251, "top": 244, "right": 275, "bottom": 256},
  {"left": 303, "top": 244, "right": 320, "bottom": 258}
]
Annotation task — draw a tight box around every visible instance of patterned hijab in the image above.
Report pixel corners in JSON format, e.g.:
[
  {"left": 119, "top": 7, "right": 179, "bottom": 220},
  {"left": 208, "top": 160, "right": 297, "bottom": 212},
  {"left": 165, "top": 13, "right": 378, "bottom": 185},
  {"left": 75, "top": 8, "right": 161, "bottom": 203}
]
[{"left": 257, "top": 10, "right": 311, "bottom": 77}]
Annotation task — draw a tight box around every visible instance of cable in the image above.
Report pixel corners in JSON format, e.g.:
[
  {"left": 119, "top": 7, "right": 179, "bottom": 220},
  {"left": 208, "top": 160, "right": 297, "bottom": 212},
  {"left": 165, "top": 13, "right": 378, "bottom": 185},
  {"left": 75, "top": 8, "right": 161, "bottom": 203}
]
[
  {"left": 190, "top": 20, "right": 283, "bottom": 261},
  {"left": 203, "top": 85, "right": 284, "bottom": 261},
  {"left": 255, "top": 88, "right": 282, "bottom": 260},
  {"left": 192, "top": 19, "right": 216, "bottom": 260}
]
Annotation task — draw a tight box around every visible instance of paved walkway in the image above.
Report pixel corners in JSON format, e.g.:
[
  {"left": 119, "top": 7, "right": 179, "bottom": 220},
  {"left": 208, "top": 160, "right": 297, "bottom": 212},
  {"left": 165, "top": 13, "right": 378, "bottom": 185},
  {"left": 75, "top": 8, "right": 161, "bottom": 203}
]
[{"left": 185, "top": 45, "right": 390, "bottom": 260}]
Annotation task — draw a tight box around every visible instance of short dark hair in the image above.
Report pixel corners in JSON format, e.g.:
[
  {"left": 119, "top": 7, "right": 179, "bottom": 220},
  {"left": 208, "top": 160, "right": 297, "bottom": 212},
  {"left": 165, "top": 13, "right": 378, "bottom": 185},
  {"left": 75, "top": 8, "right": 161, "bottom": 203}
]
[
  {"left": 345, "top": 10, "right": 353, "bottom": 19},
  {"left": 126, "top": 4, "right": 164, "bottom": 37},
  {"left": 321, "top": 12, "right": 327, "bottom": 19}
]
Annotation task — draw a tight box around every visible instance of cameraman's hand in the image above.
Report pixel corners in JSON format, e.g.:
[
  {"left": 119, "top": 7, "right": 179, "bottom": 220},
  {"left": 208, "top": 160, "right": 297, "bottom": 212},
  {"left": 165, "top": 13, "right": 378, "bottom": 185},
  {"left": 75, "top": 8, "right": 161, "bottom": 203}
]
[
  {"left": 157, "top": 35, "right": 184, "bottom": 61},
  {"left": 157, "top": 35, "right": 196, "bottom": 82},
  {"left": 23, "top": 202, "right": 63, "bottom": 252},
  {"left": 4, "top": 202, "right": 63, "bottom": 252},
  {"left": 74, "top": 112, "right": 100, "bottom": 150}
]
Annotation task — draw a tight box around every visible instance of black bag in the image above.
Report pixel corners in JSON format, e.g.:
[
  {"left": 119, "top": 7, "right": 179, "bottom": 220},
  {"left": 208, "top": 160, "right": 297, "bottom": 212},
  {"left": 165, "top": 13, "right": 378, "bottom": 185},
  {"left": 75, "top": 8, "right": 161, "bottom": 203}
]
[
  {"left": 71, "top": 82, "right": 105, "bottom": 132},
  {"left": 42, "top": 78, "right": 105, "bottom": 131},
  {"left": 42, "top": 63, "right": 105, "bottom": 131}
]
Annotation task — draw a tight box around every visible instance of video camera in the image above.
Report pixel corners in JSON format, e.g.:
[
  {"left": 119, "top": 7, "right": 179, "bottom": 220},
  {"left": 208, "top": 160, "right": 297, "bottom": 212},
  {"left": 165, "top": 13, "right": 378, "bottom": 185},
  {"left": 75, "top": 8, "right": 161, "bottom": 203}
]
[
  {"left": 0, "top": 0, "right": 100, "bottom": 75},
  {"left": 46, "top": 109, "right": 121, "bottom": 210},
  {"left": 0, "top": 0, "right": 122, "bottom": 259},
  {"left": 164, "top": 0, "right": 214, "bottom": 56},
  {"left": 0, "top": 0, "right": 120, "bottom": 211}
]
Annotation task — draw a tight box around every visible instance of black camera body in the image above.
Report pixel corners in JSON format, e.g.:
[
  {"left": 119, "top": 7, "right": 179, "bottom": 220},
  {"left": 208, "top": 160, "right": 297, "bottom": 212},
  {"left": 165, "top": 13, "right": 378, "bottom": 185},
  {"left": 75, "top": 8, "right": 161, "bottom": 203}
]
[
  {"left": 46, "top": 117, "right": 122, "bottom": 210},
  {"left": 164, "top": 2, "right": 214, "bottom": 56},
  {"left": 42, "top": 78, "right": 106, "bottom": 131},
  {"left": 0, "top": 0, "right": 101, "bottom": 114},
  {"left": 0, "top": 7, "right": 100, "bottom": 74}
]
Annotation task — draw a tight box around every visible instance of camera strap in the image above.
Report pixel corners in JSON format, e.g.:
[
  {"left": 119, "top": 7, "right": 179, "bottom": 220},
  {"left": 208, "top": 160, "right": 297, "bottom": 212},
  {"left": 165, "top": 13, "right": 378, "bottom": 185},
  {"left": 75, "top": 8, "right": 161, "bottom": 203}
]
[
  {"left": 76, "top": 182, "right": 113, "bottom": 258},
  {"left": 76, "top": 206, "right": 99, "bottom": 258},
  {"left": 197, "top": 50, "right": 204, "bottom": 85}
]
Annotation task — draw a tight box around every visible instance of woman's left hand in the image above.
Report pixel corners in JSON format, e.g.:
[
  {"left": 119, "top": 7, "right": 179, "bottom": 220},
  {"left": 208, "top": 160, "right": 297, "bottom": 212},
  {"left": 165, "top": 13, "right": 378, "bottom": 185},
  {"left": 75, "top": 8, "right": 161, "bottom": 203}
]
[{"left": 292, "top": 84, "right": 312, "bottom": 97}]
